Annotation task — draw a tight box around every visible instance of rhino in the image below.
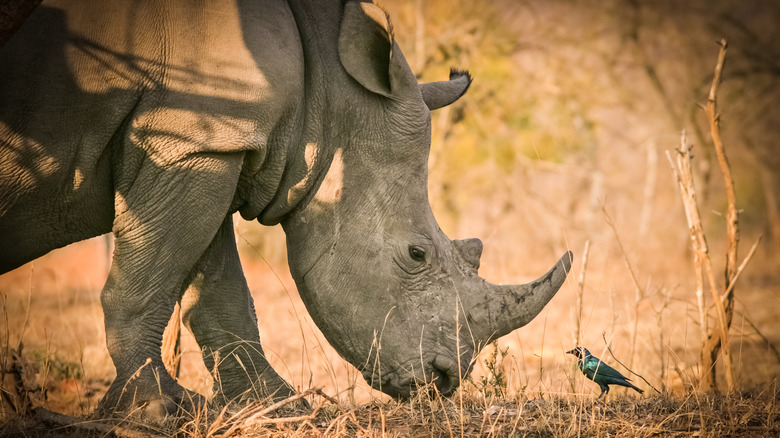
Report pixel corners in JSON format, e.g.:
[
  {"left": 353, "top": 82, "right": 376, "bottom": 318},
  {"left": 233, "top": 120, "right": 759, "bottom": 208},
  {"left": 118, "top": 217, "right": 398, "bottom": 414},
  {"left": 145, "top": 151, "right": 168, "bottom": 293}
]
[{"left": 0, "top": 0, "right": 572, "bottom": 415}]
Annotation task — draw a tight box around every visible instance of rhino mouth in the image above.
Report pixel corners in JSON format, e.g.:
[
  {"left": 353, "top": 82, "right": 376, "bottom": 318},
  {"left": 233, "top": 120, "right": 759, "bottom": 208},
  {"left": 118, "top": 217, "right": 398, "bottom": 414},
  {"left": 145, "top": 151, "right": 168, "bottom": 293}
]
[{"left": 361, "top": 354, "right": 462, "bottom": 398}]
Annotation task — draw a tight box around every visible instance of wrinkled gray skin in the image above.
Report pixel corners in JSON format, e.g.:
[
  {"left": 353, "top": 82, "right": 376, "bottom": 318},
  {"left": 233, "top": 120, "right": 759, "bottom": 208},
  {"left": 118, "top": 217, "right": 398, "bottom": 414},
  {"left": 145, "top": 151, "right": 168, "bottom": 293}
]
[{"left": 0, "top": 0, "right": 571, "bottom": 416}]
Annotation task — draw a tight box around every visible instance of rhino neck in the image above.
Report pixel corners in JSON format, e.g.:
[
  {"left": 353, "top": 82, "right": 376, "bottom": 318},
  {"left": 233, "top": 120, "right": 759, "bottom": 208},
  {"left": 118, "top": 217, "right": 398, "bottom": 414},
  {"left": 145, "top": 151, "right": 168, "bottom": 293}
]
[
  {"left": 242, "top": 0, "right": 352, "bottom": 225},
  {"left": 280, "top": 132, "right": 376, "bottom": 355},
  {"left": 280, "top": 144, "right": 346, "bottom": 282}
]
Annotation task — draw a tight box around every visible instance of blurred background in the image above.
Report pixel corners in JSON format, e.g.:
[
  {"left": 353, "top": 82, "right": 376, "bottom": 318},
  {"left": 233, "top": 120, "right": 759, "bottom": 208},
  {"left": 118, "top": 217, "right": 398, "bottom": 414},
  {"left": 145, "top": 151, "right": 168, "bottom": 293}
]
[{"left": 1, "top": 0, "right": 779, "bottom": 415}]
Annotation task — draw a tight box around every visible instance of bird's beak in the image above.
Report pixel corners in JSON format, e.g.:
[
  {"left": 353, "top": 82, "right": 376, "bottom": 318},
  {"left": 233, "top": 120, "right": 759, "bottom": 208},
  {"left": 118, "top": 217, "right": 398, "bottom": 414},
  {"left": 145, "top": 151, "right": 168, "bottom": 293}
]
[{"left": 566, "top": 349, "right": 576, "bottom": 355}]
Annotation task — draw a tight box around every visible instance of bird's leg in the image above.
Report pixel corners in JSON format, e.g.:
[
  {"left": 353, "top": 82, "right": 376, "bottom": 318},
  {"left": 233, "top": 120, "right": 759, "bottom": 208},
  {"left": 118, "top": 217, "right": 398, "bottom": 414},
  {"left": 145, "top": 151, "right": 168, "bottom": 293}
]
[{"left": 598, "top": 385, "right": 609, "bottom": 400}]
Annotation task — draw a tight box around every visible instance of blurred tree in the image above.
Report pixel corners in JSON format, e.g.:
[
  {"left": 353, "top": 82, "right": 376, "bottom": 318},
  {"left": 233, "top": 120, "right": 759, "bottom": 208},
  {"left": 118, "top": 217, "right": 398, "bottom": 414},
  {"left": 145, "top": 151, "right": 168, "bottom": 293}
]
[{"left": 385, "top": 0, "right": 779, "bottom": 258}]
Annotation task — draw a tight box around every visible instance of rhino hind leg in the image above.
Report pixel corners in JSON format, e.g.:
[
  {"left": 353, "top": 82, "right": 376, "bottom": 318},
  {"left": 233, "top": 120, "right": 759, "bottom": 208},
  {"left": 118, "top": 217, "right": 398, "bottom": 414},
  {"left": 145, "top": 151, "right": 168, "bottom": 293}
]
[
  {"left": 180, "top": 215, "right": 296, "bottom": 405},
  {"left": 98, "top": 153, "right": 245, "bottom": 416}
]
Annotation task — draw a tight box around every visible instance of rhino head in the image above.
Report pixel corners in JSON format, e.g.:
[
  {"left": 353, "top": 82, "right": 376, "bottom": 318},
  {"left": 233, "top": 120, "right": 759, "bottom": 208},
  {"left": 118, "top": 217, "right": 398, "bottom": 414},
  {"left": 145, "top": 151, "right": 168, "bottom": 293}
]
[{"left": 281, "top": 2, "right": 572, "bottom": 398}]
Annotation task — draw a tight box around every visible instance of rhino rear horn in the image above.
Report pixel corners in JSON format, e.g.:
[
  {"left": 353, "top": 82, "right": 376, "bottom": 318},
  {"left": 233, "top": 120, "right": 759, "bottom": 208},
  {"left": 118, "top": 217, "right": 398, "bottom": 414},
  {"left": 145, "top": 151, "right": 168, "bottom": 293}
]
[{"left": 419, "top": 69, "right": 472, "bottom": 111}]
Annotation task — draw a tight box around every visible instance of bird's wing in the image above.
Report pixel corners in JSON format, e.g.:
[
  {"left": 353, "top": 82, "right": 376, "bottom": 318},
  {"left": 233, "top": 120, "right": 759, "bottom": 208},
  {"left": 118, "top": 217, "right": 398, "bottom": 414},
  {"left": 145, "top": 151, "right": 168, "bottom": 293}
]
[
  {"left": 581, "top": 358, "right": 597, "bottom": 380},
  {"left": 584, "top": 357, "right": 631, "bottom": 381}
]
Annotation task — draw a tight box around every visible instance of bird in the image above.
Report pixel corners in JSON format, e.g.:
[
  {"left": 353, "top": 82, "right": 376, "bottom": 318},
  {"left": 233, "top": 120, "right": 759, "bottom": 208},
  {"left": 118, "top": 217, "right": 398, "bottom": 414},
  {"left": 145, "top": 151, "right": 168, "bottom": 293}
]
[{"left": 566, "top": 347, "right": 643, "bottom": 398}]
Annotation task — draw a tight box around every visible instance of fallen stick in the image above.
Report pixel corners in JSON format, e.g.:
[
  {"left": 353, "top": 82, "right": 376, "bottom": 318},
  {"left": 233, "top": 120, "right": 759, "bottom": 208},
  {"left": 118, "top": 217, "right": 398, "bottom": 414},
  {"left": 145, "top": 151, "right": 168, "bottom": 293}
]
[
  {"left": 35, "top": 407, "right": 161, "bottom": 438},
  {"left": 219, "top": 388, "right": 321, "bottom": 437}
]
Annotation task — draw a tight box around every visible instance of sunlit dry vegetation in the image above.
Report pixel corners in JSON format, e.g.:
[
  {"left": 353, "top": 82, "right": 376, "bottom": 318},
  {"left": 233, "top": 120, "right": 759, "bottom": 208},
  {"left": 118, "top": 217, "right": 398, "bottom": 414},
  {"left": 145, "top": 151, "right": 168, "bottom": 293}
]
[{"left": 2, "top": 0, "right": 780, "bottom": 436}]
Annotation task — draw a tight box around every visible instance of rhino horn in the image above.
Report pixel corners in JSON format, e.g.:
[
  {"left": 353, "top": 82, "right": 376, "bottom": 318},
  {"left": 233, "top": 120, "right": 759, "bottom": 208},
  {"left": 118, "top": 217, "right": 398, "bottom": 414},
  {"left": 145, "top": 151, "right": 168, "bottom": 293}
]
[
  {"left": 466, "top": 251, "right": 573, "bottom": 347},
  {"left": 419, "top": 69, "right": 472, "bottom": 111}
]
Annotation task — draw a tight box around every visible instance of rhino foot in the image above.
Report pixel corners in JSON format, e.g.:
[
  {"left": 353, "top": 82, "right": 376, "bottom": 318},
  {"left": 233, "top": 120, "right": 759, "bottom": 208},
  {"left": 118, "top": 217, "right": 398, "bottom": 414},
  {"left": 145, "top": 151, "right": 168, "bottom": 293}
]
[
  {"left": 214, "top": 379, "right": 302, "bottom": 408},
  {"left": 97, "top": 370, "right": 206, "bottom": 421}
]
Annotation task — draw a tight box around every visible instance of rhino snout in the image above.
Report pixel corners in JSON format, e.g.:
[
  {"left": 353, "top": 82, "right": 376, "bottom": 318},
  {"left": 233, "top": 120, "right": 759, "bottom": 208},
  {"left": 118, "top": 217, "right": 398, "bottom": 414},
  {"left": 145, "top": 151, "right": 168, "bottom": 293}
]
[{"left": 361, "top": 354, "right": 463, "bottom": 398}]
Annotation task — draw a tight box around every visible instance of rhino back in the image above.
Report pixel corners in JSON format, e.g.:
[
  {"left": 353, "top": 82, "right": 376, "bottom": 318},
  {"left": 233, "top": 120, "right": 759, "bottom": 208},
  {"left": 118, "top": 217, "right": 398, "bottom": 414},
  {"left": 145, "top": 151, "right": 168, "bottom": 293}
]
[{"left": 0, "top": 0, "right": 304, "bottom": 271}]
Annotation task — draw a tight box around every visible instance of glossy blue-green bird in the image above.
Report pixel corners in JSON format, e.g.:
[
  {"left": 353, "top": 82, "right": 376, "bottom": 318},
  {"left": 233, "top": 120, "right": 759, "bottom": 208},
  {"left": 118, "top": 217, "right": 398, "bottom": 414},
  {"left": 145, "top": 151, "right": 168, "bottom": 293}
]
[{"left": 567, "top": 347, "right": 643, "bottom": 398}]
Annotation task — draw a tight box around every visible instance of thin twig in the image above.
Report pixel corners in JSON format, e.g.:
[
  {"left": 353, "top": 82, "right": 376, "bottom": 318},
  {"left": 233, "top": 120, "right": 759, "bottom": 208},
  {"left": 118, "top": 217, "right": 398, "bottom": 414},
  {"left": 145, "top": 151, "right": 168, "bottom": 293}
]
[
  {"left": 574, "top": 240, "right": 591, "bottom": 347},
  {"left": 572, "top": 241, "right": 590, "bottom": 393},
  {"left": 652, "top": 426, "right": 780, "bottom": 435},
  {"left": 18, "top": 262, "right": 34, "bottom": 349},
  {"left": 720, "top": 235, "right": 761, "bottom": 306},
  {"left": 312, "top": 387, "right": 339, "bottom": 406},
  {"left": 601, "top": 333, "right": 661, "bottom": 394},
  {"left": 657, "top": 288, "right": 671, "bottom": 393},
  {"left": 736, "top": 308, "right": 780, "bottom": 365},
  {"left": 600, "top": 203, "right": 645, "bottom": 299},
  {"left": 244, "top": 413, "right": 316, "bottom": 426},
  {"left": 600, "top": 203, "right": 645, "bottom": 368},
  {"left": 346, "top": 408, "right": 371, "bottom": 436}
]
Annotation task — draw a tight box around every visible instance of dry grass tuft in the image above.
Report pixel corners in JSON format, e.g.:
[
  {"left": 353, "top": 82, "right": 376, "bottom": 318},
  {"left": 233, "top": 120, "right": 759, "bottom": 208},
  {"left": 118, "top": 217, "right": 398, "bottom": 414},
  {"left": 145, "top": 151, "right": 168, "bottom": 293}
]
[
  {"left": 3, "top": 382, "right": 779, "bottom": 437},
  {"left": 1, "top": 225, "right": 779, "bottom": 436}
]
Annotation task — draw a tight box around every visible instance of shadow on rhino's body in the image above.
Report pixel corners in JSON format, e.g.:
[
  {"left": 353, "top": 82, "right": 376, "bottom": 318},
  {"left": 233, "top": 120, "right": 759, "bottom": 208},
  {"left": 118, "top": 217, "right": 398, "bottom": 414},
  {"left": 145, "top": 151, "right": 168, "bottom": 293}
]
[
  {"left": 0, "top": 4, "right": 311, "bottom": 269},
  {"left": 1, "top": 1, "right": 322, "bottom": 411}
]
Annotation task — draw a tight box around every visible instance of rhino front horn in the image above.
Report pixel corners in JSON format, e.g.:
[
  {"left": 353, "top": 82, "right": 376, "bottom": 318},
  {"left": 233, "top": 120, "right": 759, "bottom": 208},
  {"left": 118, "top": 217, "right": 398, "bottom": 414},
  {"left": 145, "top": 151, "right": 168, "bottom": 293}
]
[{"left": 468, "top": 251, "right": 573, "bottom": 346}]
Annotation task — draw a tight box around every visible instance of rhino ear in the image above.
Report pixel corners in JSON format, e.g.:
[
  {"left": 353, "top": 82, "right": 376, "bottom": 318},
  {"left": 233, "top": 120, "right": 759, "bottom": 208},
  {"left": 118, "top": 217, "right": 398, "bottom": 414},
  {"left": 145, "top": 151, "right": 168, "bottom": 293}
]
[
  {"left": 339, "top": 1, "right": 413, "bottom": 98},
  {"left": 420, "top": 69, "right": 472, "bottom": 111},
  {"left": 338, "top": 2, "right": 393, "bottom": 97}
]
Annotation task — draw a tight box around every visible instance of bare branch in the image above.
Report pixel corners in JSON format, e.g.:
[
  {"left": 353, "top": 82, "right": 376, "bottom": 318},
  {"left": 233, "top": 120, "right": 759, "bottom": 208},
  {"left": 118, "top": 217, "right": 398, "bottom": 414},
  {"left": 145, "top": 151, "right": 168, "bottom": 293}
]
[
  {"left": 666, "top": 130, "right": 731, "bottom": 390},
  {"left": 704, "top": 38, "right": 737, "bottom": 391}
]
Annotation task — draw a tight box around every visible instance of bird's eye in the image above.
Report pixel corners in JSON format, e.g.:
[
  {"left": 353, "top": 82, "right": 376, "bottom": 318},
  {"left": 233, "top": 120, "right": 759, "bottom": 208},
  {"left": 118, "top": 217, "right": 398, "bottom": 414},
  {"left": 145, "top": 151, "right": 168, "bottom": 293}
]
[{"left": 408, "top": 245, "right": 426, "bottom": 262}]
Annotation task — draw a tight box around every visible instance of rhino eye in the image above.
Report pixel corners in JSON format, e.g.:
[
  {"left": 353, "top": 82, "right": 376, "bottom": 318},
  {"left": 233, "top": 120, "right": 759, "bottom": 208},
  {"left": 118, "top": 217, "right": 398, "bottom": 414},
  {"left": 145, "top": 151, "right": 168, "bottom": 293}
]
[{"left": 408, "top": 245, "right": 426, "bottom": 262}]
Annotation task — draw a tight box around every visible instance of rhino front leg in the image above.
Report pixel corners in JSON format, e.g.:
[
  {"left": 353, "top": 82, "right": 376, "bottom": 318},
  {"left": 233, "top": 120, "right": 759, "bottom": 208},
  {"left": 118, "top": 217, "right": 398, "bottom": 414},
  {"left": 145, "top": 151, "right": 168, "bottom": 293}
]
[
  {"left": 181, "top": 215, "right": 295, "bottom": 405},
  {"left": 99, "top": 153, "right": 245, "bottom": 416}
]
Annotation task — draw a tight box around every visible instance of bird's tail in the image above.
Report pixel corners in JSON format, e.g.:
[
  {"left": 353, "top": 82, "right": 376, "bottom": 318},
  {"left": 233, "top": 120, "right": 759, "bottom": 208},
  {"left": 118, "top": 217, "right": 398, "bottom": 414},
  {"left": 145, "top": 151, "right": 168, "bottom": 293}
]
[{"left": 628, "top": 382, "right": 644, "bottom": 394}]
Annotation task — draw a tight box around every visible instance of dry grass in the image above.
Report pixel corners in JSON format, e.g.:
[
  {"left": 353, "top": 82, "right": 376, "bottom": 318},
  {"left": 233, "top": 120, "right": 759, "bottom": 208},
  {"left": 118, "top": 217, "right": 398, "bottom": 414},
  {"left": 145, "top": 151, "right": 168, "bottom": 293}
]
[
  {"left": 1, "top": 227, "right": 779, "bottom": 437},
  {"left": 2, "top": 382, "right": 779, "bottom": 437}
]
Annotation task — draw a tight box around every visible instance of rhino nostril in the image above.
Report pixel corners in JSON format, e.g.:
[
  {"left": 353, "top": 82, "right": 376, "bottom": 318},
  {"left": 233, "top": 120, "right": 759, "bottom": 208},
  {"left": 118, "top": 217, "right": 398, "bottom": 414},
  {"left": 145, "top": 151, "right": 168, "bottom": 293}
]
[
  {"left": 431, "top": 357, "right": 459, "bottom": 395},
  {"left": 432, "top": 369, "right": 451, "bottom": 394}
]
